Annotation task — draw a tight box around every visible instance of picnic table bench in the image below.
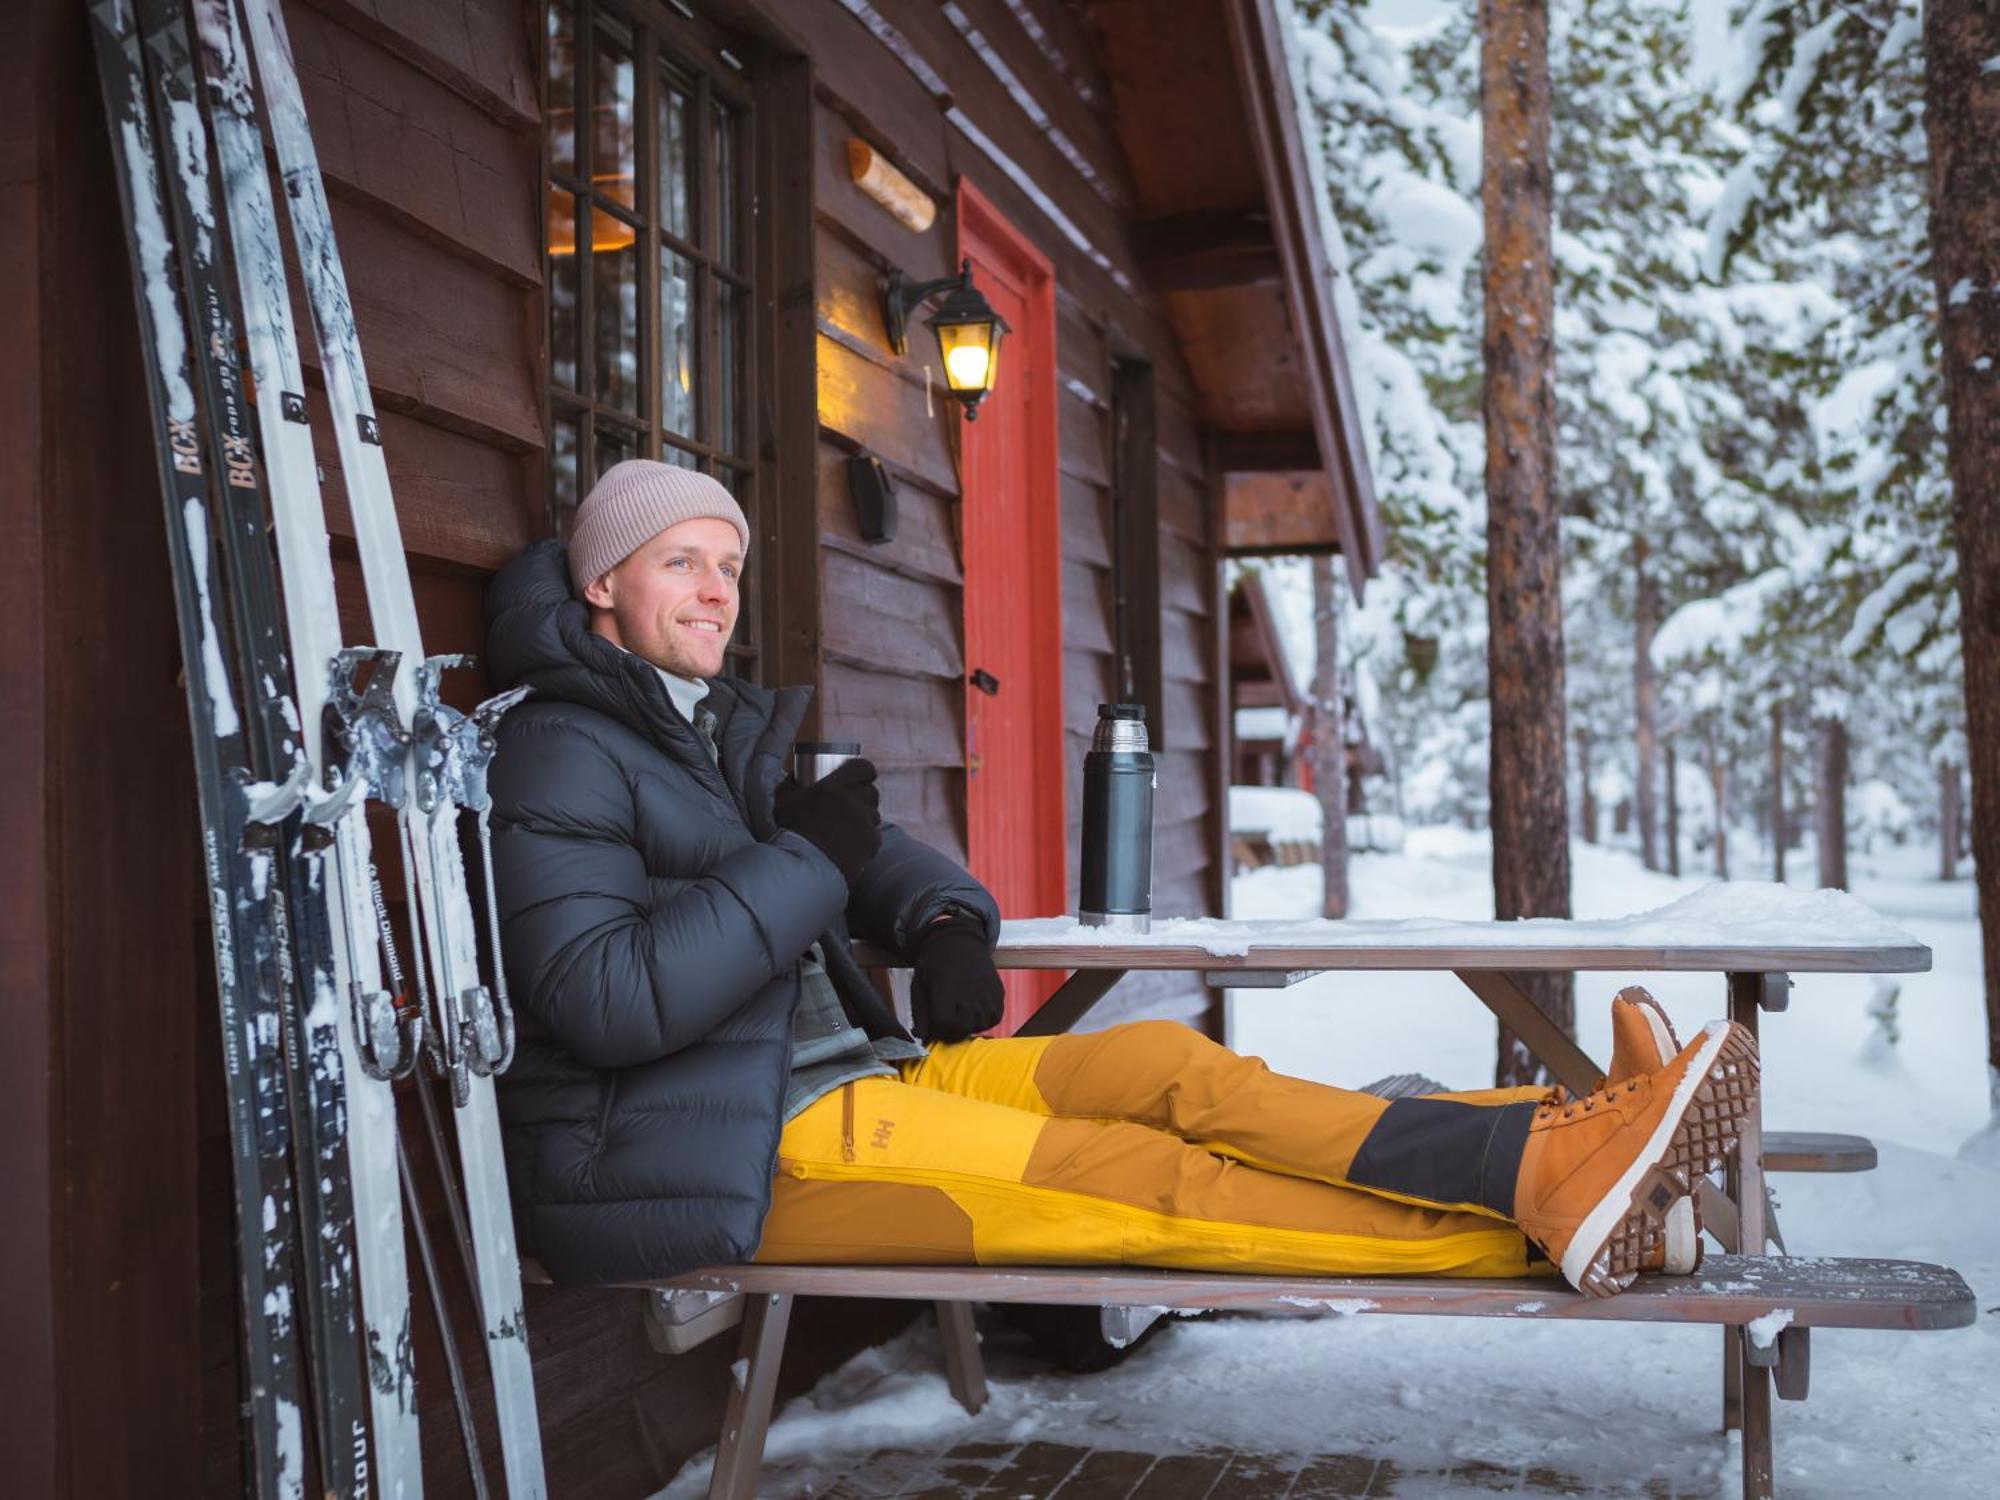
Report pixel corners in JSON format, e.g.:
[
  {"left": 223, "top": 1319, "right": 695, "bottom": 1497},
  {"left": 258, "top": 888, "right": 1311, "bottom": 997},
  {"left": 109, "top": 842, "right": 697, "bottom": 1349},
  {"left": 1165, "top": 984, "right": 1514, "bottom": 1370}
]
[{"left": 576, "top": 886, "right": 1976, "bottom": 1500}]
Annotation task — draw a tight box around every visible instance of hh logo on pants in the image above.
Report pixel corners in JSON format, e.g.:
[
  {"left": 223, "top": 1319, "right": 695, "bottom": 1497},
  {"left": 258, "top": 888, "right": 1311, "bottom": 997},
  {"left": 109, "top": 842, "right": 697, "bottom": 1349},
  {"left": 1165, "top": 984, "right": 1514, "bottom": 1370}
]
[{"left": 871, "top": 1118, "right": 896, "bottom": 1151}]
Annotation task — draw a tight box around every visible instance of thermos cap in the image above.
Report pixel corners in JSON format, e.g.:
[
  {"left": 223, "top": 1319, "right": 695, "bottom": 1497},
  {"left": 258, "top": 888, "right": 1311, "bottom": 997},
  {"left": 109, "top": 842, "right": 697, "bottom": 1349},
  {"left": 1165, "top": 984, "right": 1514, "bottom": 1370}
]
[{"left": 1098, "top": 703, "right": 1147, "bottom": 720}]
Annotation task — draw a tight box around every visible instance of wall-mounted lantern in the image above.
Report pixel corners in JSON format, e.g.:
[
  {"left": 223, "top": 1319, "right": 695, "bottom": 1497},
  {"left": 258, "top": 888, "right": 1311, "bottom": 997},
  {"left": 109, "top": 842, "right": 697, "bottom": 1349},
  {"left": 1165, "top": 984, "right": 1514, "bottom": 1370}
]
[{"left": 881, "top": 258, "right": 1010, "bottom": 420}]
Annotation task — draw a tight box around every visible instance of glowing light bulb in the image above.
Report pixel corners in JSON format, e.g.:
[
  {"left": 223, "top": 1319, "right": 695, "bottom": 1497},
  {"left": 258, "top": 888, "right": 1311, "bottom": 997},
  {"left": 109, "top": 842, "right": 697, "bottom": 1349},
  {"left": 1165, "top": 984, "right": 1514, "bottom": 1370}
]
[{"left": 944, "top": 342, "right": 990, "bottom": 391}]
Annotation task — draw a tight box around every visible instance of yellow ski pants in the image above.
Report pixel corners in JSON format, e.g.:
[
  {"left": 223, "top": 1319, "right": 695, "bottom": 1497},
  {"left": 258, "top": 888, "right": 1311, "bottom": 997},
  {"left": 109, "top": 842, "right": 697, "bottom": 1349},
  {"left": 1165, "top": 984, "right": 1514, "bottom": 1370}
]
[{"left": 757, "top": 1020, "right": 1548, "bottom": 1278}]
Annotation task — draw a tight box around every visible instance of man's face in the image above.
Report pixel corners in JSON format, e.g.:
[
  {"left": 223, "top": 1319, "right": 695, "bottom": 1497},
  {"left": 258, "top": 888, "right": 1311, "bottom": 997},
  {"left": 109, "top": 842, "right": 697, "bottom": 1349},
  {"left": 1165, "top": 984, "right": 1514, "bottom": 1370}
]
[{"left": 582, "top": 516, "right": 743, "bottom": 679}]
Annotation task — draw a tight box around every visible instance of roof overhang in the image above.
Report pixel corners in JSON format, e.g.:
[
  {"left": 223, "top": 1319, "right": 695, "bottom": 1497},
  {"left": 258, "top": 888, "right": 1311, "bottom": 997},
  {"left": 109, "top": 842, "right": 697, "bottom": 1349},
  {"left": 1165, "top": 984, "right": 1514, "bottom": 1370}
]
[{"left": 1088, "top": 0, "right": 1384, "bottom": 597}]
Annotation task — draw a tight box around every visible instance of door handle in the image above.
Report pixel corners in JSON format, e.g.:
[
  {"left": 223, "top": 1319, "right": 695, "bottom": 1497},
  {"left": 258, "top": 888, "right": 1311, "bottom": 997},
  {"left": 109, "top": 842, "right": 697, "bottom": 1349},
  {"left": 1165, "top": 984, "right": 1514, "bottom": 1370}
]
[{"left": 969, "top": 669, "right": 1000, "bottom": 696}]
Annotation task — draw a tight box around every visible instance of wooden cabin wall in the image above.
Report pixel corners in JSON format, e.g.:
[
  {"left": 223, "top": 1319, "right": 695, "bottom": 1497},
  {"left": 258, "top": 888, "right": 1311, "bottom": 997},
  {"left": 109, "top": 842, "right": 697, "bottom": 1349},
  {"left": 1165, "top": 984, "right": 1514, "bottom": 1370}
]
[
  {"left": 795, "top": 0, "right": 1226, "bottom": 1025},
  {"left": 18, "top": 0, "right": 1234, "bottom": 1493},
  {"left": 211, "top": 6, "right": 911, "bottom": 1499},
  {"left": 9, "top": 6, "right": 207, "bottom": 1492}
]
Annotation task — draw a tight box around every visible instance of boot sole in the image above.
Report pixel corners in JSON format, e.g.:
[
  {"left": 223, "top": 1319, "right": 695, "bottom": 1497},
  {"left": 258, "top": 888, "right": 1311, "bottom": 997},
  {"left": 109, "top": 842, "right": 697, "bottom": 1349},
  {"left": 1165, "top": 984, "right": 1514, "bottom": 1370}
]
[
  {"left": 1623, "top": 993, "right": 1702, "bottom": 1275},
  {"left": 1637, "top": 997, "right": 1704, "bottom": 1274},
  {"left": 1564, "top": 1022, "right": 1759, "bottom": 1297}
]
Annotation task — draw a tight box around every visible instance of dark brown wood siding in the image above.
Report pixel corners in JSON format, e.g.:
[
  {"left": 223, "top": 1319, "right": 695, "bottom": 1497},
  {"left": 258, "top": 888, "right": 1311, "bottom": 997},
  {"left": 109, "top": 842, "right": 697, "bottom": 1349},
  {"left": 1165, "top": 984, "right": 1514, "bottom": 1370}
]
[
  {"left": 15, "top": 2, "right": 1234, "bottom": 1495},
  {"left": 800, "top": 0, "right": 1226, "bottom": 1026}
]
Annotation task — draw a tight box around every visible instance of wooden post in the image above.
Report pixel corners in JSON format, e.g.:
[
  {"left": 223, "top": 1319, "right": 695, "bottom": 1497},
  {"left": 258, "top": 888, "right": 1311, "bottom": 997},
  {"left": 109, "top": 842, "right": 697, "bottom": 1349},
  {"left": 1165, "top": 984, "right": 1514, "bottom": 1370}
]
[
  {"left": 1634, "top": 536, "right": 1660, "bottom": 870},
  {"left": 1727, "top": 974, "right": 1775, "bottom": 1498},
  {"left": 1576, "top": 727, "right": 1597, "bottom": 844},
  {"left": 1770, "top": 702, "right": 1785, "bottom": 885},
  {"left": 1942, "top": 760, "right": 1961, "bottom": 882},
  {"left": 1923, "top": 0, "right": 2000, "bottom": 1097},
  {"left": 1311, "top": 555, "right": 1349, "bottom": 919},
  {"left": 1480, "top": 0, "right": 1573, "bottom": 1086},
  {"left": 1666, "top": 741, "right": 1681, "bottom": 877},
  {"left": 1708, "top": 724, "right": 1728, "bottom": 880},
  {"left": 1817, "top": 717, "right": 1849, "bottom": 891}
]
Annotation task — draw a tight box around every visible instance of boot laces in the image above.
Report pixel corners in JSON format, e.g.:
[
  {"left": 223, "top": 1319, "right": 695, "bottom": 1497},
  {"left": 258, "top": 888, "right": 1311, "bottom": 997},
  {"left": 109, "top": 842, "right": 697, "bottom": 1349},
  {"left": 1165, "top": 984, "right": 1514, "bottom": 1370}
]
[{"left": 1539, "top": 1076, "right": 1642, "bottom": 1121}]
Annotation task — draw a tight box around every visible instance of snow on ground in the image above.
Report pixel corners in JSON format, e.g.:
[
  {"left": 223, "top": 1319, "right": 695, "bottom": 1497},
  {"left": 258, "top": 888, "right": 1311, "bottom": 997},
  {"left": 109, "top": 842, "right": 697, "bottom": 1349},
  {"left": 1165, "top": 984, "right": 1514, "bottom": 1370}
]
[{"left": 660, "top": 834, "right": 1998, "bottom": 1499}]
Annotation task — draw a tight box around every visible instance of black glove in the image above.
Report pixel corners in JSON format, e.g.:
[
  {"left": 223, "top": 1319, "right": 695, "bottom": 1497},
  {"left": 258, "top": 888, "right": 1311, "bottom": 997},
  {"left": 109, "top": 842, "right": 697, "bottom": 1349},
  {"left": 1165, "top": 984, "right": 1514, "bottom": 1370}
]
[
  {"left": 772, "top": 758, "right": 882, "bottom": 884},
  {"left": 910, "top": 915, "right": 1005, "bottom": 1042}
]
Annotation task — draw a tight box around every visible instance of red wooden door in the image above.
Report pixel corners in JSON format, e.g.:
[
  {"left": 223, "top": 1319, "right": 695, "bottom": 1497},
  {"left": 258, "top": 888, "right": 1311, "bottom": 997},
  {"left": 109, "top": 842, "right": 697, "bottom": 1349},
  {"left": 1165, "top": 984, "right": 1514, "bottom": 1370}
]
[{"left": 959, "top": 182, "right": 1066, "bottom": 1032}]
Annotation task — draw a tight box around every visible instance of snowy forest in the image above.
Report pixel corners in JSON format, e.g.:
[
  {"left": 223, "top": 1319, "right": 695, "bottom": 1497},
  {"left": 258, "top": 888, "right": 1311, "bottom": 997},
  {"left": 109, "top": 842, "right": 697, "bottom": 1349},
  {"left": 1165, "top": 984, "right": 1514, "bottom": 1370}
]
[{"left": 1230, "top": 0, "right": 2000, "bottom": 1123}]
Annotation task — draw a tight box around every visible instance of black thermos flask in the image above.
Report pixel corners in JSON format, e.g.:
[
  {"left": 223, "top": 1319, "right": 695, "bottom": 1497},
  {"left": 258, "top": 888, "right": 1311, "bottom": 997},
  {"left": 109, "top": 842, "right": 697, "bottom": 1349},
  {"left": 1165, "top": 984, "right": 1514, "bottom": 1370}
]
[{"left": 1079, "top": 703, "right": 1154, "bottom": 931}]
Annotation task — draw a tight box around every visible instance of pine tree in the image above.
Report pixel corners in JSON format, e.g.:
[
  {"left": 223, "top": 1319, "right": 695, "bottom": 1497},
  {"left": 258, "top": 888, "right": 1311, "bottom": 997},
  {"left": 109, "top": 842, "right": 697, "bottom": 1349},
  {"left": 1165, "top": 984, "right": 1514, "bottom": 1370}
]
[
  {"left": 1920, "top": 0, "right": 2000, "bottom": 1144},
  {"left": 1481, "top": 0, "right": 1575, "bottom": 1084}
]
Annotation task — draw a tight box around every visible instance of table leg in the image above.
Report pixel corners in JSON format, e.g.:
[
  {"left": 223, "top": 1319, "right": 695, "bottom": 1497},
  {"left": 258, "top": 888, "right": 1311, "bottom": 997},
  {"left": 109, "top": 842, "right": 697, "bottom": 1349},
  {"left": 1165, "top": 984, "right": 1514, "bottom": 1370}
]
[
  {"left": 1450, "top": 970, "right": 1601, "bottom": 1094},
  {"left": 1723, "top": 1325, "right": 1744, "bottom": 1432},
  {"left": 1015, "top": 968, "right": 1127, "bottom": 1036},
  {"left": 1727, "top": 973, "right": 1775, "bottom": 1497}
]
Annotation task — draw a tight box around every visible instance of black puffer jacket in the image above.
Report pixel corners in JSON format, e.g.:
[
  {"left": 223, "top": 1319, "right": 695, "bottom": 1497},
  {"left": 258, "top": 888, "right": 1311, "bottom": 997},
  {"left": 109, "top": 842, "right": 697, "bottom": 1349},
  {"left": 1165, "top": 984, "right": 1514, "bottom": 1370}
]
[{"left": 483, "top": 541, "right": 998, "bottom": 1284}]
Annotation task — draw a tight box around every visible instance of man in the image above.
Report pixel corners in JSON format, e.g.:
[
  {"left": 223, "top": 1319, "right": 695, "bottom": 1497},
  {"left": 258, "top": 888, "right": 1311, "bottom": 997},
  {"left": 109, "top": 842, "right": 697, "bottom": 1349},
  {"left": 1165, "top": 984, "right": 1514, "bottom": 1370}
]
[{"left": 484, "top": 461, "right": 1754, "bottom": 1299}]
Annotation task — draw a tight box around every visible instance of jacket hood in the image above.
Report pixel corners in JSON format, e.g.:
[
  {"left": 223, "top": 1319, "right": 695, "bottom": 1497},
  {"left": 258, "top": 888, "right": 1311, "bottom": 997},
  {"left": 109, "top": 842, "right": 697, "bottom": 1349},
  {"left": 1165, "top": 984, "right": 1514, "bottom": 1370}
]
[
  {"left": 485, "top": 541, "right": 805, "bottom": 825},
  {"left": 486, "top": 539, "right": 667, "bottom": 732}
]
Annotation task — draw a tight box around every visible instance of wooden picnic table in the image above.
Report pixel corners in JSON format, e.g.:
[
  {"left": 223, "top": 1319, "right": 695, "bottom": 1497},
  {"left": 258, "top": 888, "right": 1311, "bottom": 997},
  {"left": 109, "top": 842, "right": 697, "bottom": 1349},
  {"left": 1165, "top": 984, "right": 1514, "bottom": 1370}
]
[
  {"left": 672, "top": 886, "right": 1965, "bottom": 1500},
  {"left": 920, "top": 884, "right": 1937, "bottom": 1500}
]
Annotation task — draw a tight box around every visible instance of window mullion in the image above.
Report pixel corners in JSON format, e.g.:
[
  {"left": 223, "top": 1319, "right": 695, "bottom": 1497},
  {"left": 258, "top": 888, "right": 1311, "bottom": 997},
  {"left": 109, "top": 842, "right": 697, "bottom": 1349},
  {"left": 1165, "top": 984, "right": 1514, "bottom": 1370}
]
[
  {"left": 577, "top": 0, "right": 597, "bottom": 485},
  {"left": 696, "top": 67, "right": 716, "bottom": 465},
  {"left": 638, "top": 22, "right": 661, "bottom": 460}
]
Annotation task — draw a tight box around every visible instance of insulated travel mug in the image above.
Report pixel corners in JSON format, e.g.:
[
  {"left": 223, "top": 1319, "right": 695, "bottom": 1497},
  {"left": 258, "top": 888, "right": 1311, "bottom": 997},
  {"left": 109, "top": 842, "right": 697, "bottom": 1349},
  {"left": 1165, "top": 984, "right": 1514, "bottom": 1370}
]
[
  {"left": 1079, "top": 704, "right": 1155, "bottom": 932},
  {"left": 793, "top": 741, "right": 862, "bottom": 786}
]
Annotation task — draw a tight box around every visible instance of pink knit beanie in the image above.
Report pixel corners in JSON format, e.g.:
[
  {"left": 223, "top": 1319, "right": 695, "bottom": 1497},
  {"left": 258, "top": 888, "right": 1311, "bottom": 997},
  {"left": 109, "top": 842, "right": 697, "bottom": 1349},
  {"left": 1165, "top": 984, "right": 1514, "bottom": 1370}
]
[{"left": 567, "top": 460, "right": 751, "bottom": 591}]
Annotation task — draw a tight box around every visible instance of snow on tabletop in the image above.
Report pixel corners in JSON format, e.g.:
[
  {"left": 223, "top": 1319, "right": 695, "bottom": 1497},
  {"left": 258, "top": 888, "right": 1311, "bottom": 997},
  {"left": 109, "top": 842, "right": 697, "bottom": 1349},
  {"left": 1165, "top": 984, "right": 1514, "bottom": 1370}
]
[{"left": 1000, "top": 883, "right": 1922, "bottom": 957}]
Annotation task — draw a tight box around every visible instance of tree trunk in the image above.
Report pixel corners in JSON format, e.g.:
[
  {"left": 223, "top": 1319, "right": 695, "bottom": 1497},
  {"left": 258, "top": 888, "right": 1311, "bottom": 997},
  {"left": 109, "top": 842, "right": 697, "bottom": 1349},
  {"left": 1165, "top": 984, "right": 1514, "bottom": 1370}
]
[
  {"left": 1634, "top": 536, "right": 1660, "bottom": 870},
  {"left": 1708, "top": 723, "right": 1728, "bottom": 880},
  {"left": 1942, "top": 760, "right": 1961, "bottom": 882},
  {"left": 1925, "top": 0, "right": 2000, "bottom": 1099},
  {"left": 1771, "top": 702, "right": 1786, "bottom": 885},
  {"left": 1576, "top": 728, "right": 1597, "bottom": 843},
  {"left": 1312, "top": 556, "right": 1350, "bottom": 919},
  {"left": 1481, "top": 0, "right": 1571, "bottom": 1086},
  {"left": 1666, "top": 741, "right": 1681, "bottom": 877},
  {"left": 1816, "top": 717, "right": 1849, "bottom": 891}
]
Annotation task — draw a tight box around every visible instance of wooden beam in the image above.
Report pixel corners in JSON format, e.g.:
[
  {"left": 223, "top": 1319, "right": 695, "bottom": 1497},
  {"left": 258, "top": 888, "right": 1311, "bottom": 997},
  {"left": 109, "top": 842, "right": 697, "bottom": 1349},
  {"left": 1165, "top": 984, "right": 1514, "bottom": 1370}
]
[
  {"left": 1221, "top": 471, "right": 1341, "bottom": 554},
  {"left": 756, "top": 56, "right": 823, "bottom": 725},
  {"left": 640, "top": 1256, "right": 1978, "bottom": 1331},
  {"left": 1132, "top": 210, "right": 1285, "bottom": 293},
  {"left": 0, "top": 7, "right": 54, "bottom": 1493},
  {"left": 1111, "top": 358, "right": 1163, "bottom": 739},
  {"left": 1222, "top": 0, "right": 1383, "bottom": 592},
  {"left": 1237, "top": 568, "right": 1304, "bottom": 718},
  {"left": 1216, "top": 428, "right": 1320, "bottom": 473}
]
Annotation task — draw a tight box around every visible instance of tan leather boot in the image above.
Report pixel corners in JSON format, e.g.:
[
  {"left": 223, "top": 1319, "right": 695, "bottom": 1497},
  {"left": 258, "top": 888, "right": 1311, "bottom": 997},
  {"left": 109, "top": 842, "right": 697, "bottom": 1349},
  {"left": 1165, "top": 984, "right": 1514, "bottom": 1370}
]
[
  {"left": 1516, "top": 1020, "right": 1758, "bottom": 1297},
  {"left": 1606, "top": 988, "right": 1702, "bottom": 1275}
]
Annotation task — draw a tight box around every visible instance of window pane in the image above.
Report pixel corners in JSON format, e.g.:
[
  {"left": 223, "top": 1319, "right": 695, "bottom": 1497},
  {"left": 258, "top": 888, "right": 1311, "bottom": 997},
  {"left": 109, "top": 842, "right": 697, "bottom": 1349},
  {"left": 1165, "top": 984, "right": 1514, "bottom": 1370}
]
[
  {"left": 718, "top": 284, "right": 743, "bottom": 457},
  {"left": 658, "top": 73, "right": 695, "bottom": 245},
  {"left": 660, "top": 441, "right": 699, "bottom": 470},
  {"left": 548, "top": 4, "right": 576, "bottom": 178},
  {"left": 714, "top": 102, "right": 738, "bottom": 269},
  {"left": 595, "top": 423, "right": 635, "bottom": 474},
  {"left": 592, "top": 206, "right": 640, "bottom": 413},
  {"left": 551, "top": 413, "right": 580, "bottom": 523},
  {"left": 548, "top": 186, "right": 580, "bottom": 391},
  {"left": 592, "top": 26, "right": 636, "bottom": 210},
  {"left": 660, "top": 253, "right": 697, "bottom": 440}
]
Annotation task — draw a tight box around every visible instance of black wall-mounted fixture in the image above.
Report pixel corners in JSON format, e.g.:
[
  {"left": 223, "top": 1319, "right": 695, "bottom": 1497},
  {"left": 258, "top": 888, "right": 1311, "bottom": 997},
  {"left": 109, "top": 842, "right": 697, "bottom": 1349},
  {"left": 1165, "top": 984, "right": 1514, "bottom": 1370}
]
[
  {"left": 880, "top": 258, "right": 1010, "bottom": 419},
  {"left": 847, "top": 450, "right": 898, "bottom": 544}
]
